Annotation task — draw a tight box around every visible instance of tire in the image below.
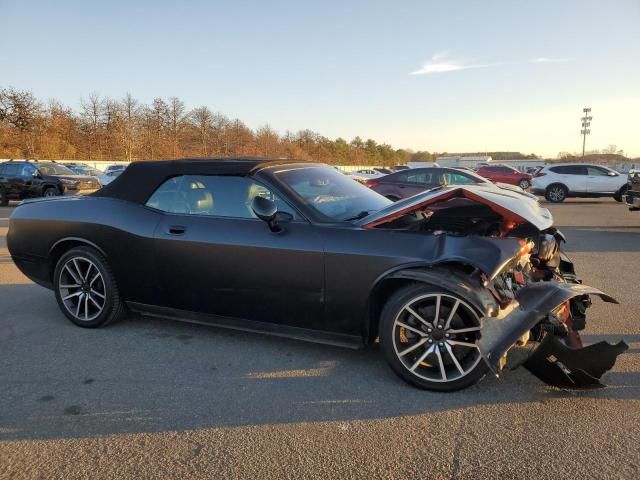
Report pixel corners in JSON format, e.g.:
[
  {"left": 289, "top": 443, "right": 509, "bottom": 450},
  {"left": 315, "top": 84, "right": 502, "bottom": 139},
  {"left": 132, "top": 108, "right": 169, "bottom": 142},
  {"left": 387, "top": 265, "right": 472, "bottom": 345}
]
[
  {"left": 385, "top": 195, "right": 400, "bottom": 202},
  {"left": 53, "top": 246, "right": 127, "bottom": 328},
  {"left": 379, "top": 283, "right": 487, "bottom": 392},
  {"left": 518, "top": 179, "right": 530, "bottom": 190},
  {"left": 43, "top": 186, "right": 59, "bottom": 197},
  {"left": 613, "top": 186, "right": 627, "bottom": 202},
  {"left": 545, "top": 184, "right": 568, "bottom": 203},
  {"left": 0, "top": 189, "right": 8, "bottom": 207}
]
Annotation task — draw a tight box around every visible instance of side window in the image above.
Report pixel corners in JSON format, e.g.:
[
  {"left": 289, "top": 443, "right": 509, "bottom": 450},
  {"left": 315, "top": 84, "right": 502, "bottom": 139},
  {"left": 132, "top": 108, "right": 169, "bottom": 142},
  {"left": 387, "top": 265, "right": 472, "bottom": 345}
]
[
  {"left": 20, "top": 163, "right": 37, "bottom": 177},
  {"left": 587, "top": 166, "right": 610, "bottom": 176},
  {"left": 443, "top": 172, "right": 477, "bottom": 185},
  {"left": 146, "top": 175, "right": 299, "bottom": 220},
  {"left": 406, "top": 171, "right": 434, "bottom": 184},
  {"left": 551, "top": 166, "right": 586, "bottom": 175},
  {"left": 3, "top": 164, "right": 20, "bottom": 176}
]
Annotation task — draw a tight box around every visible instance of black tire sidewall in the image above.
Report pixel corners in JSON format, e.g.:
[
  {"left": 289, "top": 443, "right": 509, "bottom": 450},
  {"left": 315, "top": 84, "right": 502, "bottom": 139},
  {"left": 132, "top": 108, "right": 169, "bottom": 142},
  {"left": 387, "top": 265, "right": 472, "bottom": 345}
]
[
  {"left": 0, "top": 189, "right": 7, "bottom": 206},
  {"left": 43, "top": 187, "right": 58, "bottom": 197},
  {"left": 379, "top": 283, "right": 488, "bottom": 392},
  {"left": 53, "top": 247, "right": 119, "bottom": 328},
  {"left": 545, "top": 184, "right": 567, "bottom": 202}
]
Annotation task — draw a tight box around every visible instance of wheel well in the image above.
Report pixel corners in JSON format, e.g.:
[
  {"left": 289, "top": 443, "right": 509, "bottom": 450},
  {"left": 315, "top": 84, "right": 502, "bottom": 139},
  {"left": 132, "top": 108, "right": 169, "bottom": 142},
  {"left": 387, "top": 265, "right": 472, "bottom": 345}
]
[
  {"left": 48, "top": 239, "right": 104, "bottom": 281},
  {"left": 546, "top": 183, "right": 568, "bottom": 191},
  {"left": 365, "top": 263, "right": 475, "bottom": 344},
  {"left": 365, "top": 277, "right": 414, "bottom": 344}
]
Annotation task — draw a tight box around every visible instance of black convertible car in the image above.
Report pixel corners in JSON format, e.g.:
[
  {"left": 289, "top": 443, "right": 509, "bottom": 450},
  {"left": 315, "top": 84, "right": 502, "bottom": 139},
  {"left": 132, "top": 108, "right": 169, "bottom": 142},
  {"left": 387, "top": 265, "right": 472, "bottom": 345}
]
[{"left": 7, "top": 159, "right": 626, "bottom": 391}]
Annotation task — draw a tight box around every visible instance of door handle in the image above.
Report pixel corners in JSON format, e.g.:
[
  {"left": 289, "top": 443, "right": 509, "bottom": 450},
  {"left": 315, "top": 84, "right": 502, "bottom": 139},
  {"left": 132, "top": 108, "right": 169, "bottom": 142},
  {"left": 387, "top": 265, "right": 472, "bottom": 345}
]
[{"left": 167, "top": 225, "right": 186, "bottom": 235}]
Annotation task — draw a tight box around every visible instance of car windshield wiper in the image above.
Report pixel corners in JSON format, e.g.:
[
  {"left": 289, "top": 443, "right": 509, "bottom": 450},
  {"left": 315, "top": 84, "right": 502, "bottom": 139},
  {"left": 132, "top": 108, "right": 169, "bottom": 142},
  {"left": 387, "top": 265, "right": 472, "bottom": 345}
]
[{"left": 343, "top": 210, "right": 373, "bottom": 221}]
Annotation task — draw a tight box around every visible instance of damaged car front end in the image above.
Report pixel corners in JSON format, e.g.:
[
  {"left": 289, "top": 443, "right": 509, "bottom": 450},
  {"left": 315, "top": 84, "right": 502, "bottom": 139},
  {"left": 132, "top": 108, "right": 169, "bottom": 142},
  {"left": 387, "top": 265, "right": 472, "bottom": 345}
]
[{"left": 360, "top": 185, "right": 627, "bottom": 390}]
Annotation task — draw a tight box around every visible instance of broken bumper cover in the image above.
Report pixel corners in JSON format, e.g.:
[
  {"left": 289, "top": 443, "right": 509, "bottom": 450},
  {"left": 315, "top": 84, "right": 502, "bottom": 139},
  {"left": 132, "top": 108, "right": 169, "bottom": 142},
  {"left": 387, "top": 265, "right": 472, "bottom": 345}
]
[{"left": 477, "top": 281, "right": 626, "bottom": 388}]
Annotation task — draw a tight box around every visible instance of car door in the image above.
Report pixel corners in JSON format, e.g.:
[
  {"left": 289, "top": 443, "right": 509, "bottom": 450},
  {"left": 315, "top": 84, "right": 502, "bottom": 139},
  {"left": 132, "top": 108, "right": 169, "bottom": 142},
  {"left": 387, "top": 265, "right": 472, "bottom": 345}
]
[
  {"left": 586, "top": 166, "right": 619, "bottom": 193},
  {"left": 395, "top": 169, "right": 438, "bottom": 197},
  {"left": 18, "top": 163, "right": 42, "bottom": 197},
  {"left": 148, "top": 174, "right": 325, "bottom": 330},
  {"left": 0, "top": 163, "right": 23, "bottom": 196},
  {"left": 552, "top": 165, "right": 588, "bottom": 192}
]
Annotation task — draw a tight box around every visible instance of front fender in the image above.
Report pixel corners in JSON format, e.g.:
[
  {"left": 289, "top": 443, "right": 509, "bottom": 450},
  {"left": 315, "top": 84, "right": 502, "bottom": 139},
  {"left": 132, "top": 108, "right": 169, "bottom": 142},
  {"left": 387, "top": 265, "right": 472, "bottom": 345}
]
[{"left": 387, "top": 267, "right": 499, "bottom": 318}]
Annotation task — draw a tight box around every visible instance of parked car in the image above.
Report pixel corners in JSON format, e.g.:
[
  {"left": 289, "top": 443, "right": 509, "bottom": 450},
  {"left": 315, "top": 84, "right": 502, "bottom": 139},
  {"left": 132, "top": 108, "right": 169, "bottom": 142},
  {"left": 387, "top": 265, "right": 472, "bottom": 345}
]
[
  {"left": 104, "top": 164, "right": 128, "bottom": 174},
  {"left": 365, "top": 167, "right": 491, "bottom": 201},
  {"left": 7, "top": 159, "right": 625, "bottom": 391},
  {"left": 62, "top": 163, "right": 104, "bottom": 178},
  {"left": 98, "top": 169, "right": 124, "bottom": 186},
  {"left": 624, "top": 169, "right": 640, "bottom": 211},
  {"left": 349, "top": 168, "right": 390, "bottom": 184},
  {"left": 64, "top": 164, "right": 104, "bottom": 179},
  {"left": 475, "top": 164, "right": 533, "bottom": 189},
  {"left": 530, "top": 163, "right": 628, "bottom": 203},
  {"left": 0, "top": 161, "right": 101, "bottom": 206}
]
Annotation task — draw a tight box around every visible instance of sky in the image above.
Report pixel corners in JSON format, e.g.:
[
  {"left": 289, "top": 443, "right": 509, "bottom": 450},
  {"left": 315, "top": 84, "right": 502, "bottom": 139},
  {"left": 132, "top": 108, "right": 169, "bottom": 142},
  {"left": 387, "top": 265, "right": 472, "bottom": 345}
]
[{"left": 1, "top": 0, "right": 639, "bottom": 158}]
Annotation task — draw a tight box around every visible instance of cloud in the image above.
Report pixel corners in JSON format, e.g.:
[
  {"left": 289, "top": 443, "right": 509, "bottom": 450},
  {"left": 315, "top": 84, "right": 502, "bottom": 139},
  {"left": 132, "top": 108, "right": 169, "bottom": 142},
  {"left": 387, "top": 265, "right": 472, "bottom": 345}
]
[
  {"left": 410, "top": 52, "right": 499, "bottom": 75},
  {"left": 529, "top": 57, "right": 568, "bottom": 63},
  {"left": 411, "top": 52, "right": 569, "bottom": 75}
]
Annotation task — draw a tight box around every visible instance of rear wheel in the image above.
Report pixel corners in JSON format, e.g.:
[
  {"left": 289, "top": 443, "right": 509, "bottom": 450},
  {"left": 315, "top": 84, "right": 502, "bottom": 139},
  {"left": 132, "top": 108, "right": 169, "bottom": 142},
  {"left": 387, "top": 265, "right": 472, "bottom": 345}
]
[
  {"left": 53, "top": 247, "right": 126, "bottom": 328},
  {"left": 379, "top": 284, "right": 487, "bottom": 391},
  {"left": 545, "top": 184, "right": 568, "bottom": 203}
]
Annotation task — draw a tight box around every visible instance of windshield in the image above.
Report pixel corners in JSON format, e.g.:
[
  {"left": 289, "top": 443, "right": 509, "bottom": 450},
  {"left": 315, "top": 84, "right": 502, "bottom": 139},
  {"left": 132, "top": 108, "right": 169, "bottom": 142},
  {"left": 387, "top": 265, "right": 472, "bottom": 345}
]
[
  {"left": 274, "top": 165, "right": 391, "bottom": 221},
  {"left": 37, "top": 163, "right": 76, "bottom": 176}
]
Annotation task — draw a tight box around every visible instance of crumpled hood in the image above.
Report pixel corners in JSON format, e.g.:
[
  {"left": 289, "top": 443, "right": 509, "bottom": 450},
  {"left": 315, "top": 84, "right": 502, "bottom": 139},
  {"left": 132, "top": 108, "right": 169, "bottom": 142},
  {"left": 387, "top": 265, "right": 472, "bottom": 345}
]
[{"left": 358, "top": 184, "right": 554, "bottom": 231}]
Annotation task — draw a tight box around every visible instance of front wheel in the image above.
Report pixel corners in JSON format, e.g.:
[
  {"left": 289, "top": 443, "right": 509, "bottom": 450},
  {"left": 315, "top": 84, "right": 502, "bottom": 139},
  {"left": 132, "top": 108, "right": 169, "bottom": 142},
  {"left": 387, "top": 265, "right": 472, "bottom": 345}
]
[
  {"left": 43, "top": 186, "right": 59, "bottom": 197},
  {"left": 518, "top": 179, "right": 531, "bottom": 190},
  {"left": 379, "top": 284, "right": 487, "bottom": 391},
  {"left": 53, "top": 247, "right": 127, "bottom": 328},
  {"left": 613, "top": 186, "right": 627, "bottom": 202},
  {"left": 0, "top": 189, "right": 8, "bottom": 207}
]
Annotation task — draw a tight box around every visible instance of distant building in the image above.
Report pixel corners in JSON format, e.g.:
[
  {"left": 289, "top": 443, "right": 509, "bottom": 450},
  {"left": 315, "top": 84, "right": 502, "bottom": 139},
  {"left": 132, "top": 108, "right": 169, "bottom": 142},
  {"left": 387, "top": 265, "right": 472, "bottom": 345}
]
[{"left": 435, "top": 156, "right": 492, "bottom": 168}]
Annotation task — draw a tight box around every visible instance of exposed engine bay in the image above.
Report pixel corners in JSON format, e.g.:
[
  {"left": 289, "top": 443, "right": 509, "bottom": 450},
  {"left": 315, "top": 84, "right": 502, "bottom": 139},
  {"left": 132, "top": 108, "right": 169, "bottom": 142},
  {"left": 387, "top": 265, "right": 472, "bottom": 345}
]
[{"left": 364, "top": 187, "right": 628, "bottom": 389}]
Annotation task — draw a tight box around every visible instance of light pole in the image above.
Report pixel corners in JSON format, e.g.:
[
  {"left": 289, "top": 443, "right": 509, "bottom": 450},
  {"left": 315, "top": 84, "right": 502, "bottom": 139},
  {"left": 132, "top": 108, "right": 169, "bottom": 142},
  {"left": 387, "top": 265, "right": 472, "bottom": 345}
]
[{"left": 581, "top": 107, "right": 592, "bottom": 161}]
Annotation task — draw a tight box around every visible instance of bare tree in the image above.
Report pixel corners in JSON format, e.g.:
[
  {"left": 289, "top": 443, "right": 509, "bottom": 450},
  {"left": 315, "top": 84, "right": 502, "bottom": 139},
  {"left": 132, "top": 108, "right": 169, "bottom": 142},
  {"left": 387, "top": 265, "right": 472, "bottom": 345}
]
[
  {"left": 167, "top": 96, "right": 185, "bottom": 158},
  {"left": 190, "top": 106, "right": 213, "bottom": 156},
  {"left": 80, "top": 92, "right": 105, "bottom": 159}
]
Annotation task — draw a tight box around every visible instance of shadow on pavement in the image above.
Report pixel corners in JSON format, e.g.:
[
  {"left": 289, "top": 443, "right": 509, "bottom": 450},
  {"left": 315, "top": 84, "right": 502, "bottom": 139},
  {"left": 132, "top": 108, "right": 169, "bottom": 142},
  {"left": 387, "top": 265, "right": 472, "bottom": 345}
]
[{"left": 0, "top": 284, "right": 637, "bottom": 442}]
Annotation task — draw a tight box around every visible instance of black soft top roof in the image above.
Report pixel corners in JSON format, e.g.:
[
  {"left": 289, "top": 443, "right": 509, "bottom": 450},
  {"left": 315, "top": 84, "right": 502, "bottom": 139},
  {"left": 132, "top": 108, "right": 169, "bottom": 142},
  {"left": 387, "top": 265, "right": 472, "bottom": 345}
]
[{"left": 93, "top": 158, "right": 291, "bottom": 204}]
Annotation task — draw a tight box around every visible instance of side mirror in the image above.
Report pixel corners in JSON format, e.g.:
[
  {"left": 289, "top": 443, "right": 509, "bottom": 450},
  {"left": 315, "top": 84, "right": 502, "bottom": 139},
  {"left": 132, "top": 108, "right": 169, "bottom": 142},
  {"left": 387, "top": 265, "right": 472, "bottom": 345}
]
[
  {"left": 251, "top": 196, "right": 282, "bottom": 232},
  {"left": 32, "top": 171, "right": 41, "bottom": 178},
  {"left": 608, "top": 171, "right": 617, "bottom": 177}
]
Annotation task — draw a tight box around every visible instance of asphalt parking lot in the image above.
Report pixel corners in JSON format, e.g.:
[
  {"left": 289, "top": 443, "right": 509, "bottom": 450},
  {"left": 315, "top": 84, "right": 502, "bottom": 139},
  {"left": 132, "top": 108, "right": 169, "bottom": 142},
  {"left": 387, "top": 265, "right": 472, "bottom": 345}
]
[{"left": 1, "top": 198, "right": 639, "bottom": 479}]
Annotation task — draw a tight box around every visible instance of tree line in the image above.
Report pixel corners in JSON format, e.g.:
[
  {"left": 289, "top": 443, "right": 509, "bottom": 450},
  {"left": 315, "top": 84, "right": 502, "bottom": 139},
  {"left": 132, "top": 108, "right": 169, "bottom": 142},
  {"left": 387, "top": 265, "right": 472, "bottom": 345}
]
[{"left": 1, "top": 86, "right": 542, "bottom": 165}]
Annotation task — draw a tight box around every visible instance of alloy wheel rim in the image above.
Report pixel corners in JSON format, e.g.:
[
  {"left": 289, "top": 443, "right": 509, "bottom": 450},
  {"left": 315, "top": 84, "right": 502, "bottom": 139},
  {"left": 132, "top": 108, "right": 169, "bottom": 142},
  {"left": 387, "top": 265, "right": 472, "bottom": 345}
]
[
  {"left": 58, "top": 256, "right": 106, "bottom": 321},
  {"left": 45, "top": 190, "right": 56, "bottom": 197},
  {"left": 520, "top": 180, "right": 530, "bottom": 189},
  {"left": 392, "top": 293, "right": 482, "bottom": 383},
  {"left": 549, "top": 187, "right": 564, "bottom": 201}
]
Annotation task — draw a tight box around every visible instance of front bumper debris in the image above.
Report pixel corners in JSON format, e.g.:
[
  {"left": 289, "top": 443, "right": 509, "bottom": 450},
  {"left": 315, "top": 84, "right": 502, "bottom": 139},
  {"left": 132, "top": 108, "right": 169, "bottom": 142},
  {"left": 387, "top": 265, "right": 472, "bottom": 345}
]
[
  {"left": 476, "top": 281, "right": 624, "bottom": 387},
  {"left": 523, "top": 334, "right": 628, "bottom": 389}
]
